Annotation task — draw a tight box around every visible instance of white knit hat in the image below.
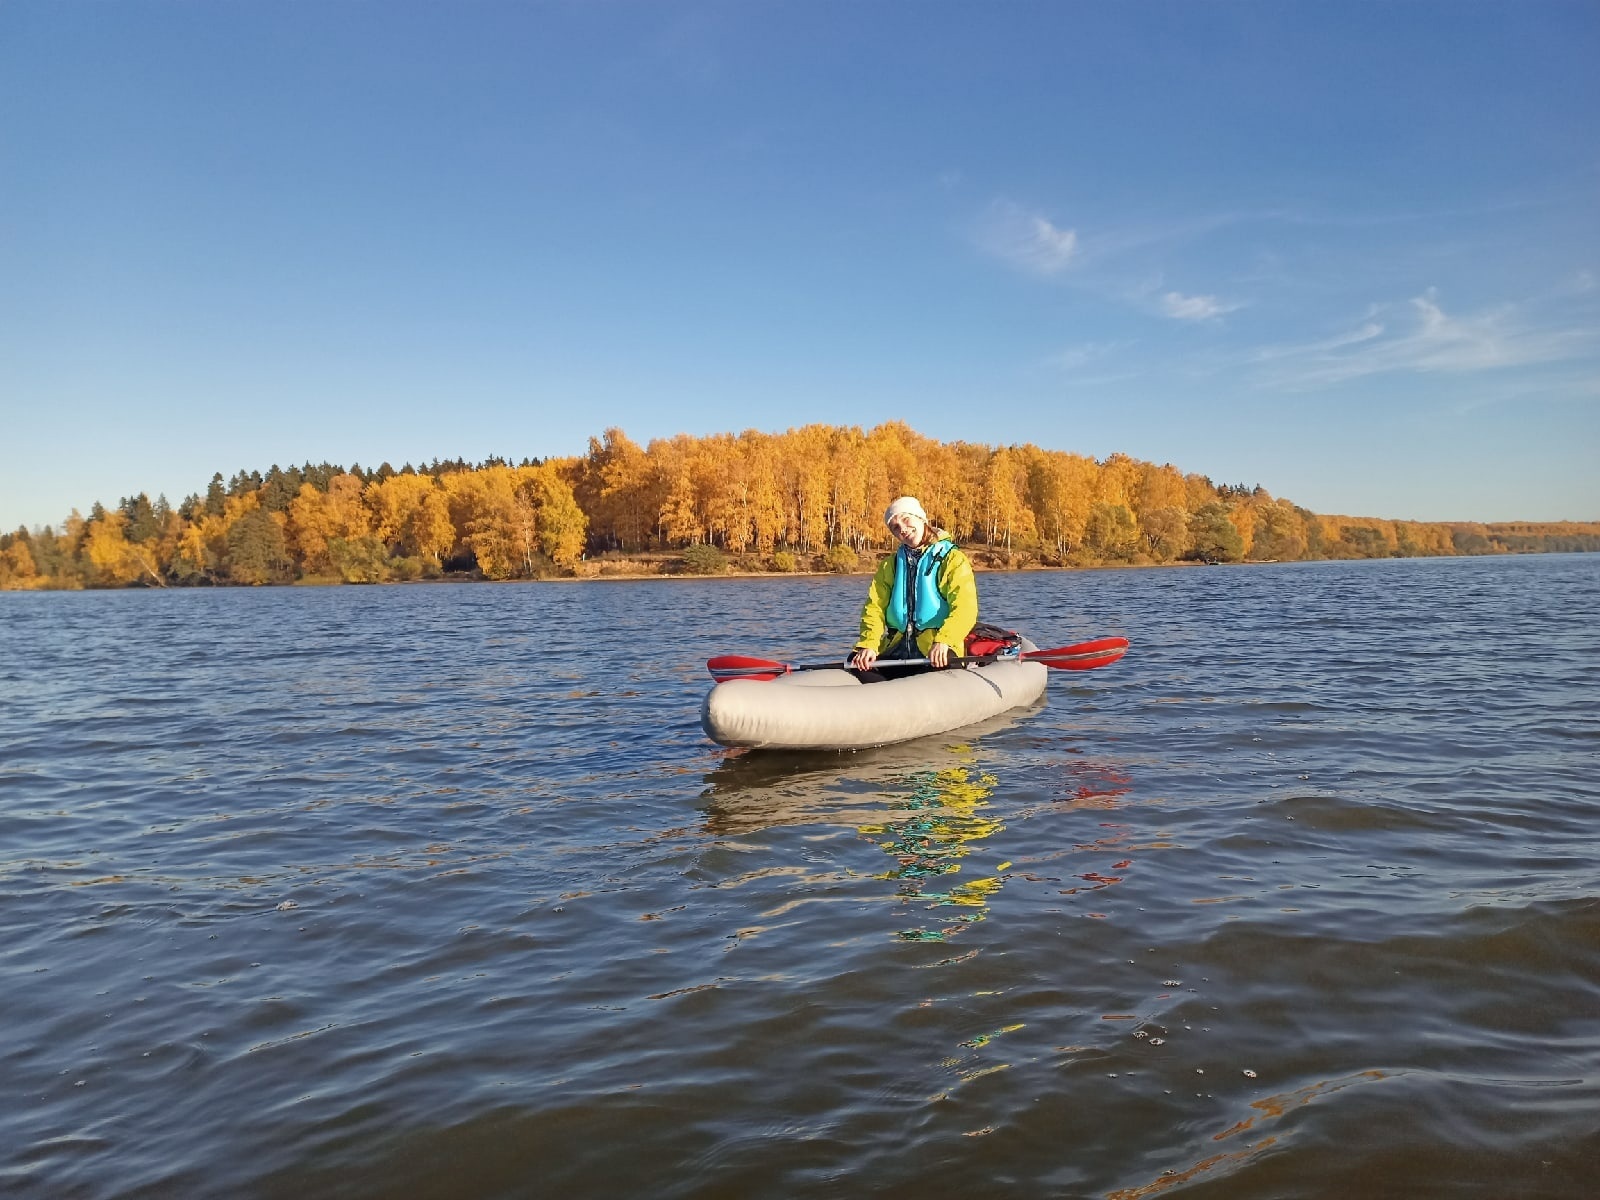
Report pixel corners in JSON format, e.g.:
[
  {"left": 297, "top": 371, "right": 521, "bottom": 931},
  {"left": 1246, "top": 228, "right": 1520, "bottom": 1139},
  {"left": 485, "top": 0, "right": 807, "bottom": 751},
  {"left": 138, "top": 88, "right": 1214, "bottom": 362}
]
[{"left": 884, "top": 496, "right": 927, "bottom": 526}]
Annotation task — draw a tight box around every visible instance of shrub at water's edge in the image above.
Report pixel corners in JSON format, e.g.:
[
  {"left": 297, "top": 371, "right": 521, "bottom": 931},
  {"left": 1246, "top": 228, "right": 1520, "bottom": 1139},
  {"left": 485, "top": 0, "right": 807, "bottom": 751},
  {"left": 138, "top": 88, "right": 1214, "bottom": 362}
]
[
  {"left": 679, "top": 544, "right": 729, "bottom": 575},
  {"left": 3, "top": 423, "right": 1596, "bottom": 589}
]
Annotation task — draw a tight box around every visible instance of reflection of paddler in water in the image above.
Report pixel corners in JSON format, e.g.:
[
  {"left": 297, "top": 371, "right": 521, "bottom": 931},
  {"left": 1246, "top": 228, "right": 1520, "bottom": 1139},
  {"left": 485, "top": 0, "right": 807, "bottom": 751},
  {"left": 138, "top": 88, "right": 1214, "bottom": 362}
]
[
  {"left": 850, "top": 496, "right": 978, "bottom": 679},
  {"left": 698, "top": 705, "right": 1043, "bottom": 837},
  {"left": 698, "top": 741, "right": 1012, "bottom": 941},
  {"left": 856, "top": 745, "right": 1006, "bottom": 942}
]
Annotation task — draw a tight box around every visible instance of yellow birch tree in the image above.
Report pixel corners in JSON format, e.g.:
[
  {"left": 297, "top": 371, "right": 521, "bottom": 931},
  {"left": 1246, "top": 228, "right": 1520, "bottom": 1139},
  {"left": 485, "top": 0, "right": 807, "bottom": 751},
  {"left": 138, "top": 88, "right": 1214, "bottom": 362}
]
[{"left": 368, "top": 473, "right": 454, "bottom": 564}]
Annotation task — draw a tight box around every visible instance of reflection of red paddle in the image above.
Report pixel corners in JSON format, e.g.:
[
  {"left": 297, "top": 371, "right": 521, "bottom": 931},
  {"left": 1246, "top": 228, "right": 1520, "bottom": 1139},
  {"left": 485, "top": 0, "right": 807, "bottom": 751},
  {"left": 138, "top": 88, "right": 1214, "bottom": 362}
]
[{"left": 707, "top": 637, "right": 1128, "bottom": 683}]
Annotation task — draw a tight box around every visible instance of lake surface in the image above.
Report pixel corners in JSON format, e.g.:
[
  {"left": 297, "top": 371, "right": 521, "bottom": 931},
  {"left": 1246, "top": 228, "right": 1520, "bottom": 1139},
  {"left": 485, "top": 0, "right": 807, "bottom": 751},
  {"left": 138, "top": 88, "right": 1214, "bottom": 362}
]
[{"left": 3, "top": 555, "right": 1597, "bottom": 1199}]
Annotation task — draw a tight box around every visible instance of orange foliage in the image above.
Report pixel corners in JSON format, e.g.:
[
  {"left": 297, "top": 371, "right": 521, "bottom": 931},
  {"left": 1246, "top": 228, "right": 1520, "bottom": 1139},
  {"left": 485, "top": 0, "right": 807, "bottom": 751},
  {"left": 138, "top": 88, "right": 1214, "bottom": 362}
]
[{"left": 12, "top": 422, "right": 1597, "bottom": 588}]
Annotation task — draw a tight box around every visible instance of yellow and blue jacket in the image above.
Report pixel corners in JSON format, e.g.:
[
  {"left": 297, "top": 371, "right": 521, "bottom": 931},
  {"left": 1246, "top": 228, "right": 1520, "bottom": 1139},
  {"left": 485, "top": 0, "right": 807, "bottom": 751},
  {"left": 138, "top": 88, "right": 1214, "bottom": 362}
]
[{"left": 855, "top": 538, "right": 978, "bottom": 657}]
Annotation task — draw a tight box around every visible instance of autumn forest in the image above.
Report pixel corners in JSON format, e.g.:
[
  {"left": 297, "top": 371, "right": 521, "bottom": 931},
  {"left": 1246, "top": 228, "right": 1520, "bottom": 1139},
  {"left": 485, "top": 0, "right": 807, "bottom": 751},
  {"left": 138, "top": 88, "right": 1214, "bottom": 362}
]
[{"left": 2, "top": 423, "right": 1595, "bottom": 590}]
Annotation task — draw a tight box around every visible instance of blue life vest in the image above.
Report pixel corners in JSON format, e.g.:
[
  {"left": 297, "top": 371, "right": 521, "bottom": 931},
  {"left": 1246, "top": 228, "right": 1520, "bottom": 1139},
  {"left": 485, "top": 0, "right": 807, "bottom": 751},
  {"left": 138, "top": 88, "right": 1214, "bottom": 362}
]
[{"left": 886, "top": 539, "right": 954, "bottom": 636}]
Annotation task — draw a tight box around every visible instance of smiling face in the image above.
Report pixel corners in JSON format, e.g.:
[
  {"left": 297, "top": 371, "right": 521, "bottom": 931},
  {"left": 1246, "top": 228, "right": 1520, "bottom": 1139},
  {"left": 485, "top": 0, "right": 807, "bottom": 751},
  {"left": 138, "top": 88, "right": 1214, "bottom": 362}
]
[{"left": 887, "top": 512, "right": 926, "bottom": 549}]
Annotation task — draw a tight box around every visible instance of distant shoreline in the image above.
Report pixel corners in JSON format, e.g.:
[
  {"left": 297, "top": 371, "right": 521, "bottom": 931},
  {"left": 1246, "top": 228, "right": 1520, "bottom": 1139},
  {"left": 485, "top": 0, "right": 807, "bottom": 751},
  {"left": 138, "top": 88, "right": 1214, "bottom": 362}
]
[
  {"left": 538, "top": 558, "right": 1226, "bottom": 583},
  {"left": 9, "top": 549, "right": 1595, "bottom": 593},
  {"left": 276, "top": 551, "right": 1575, "bottom": 587}
]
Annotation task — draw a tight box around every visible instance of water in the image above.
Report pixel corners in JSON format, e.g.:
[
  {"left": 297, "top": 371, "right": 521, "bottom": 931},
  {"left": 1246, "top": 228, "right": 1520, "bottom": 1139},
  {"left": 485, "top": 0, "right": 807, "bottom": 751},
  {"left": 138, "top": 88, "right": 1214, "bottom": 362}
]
[{"left": 2, "top": 556, "right": 1596, "bottom": 1199}]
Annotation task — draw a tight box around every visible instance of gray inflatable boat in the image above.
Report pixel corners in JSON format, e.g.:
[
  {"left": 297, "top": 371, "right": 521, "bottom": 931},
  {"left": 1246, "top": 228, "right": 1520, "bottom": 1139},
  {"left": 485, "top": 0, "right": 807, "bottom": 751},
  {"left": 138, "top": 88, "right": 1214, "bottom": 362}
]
[{"left": 701, "top": 639, "right": 1048, "bottom": 751}]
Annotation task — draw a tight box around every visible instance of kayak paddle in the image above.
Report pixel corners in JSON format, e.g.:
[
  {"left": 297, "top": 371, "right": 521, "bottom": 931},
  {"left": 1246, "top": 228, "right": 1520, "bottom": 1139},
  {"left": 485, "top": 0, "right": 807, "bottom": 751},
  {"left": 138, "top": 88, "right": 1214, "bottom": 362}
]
[{"left": 707, "top": 636, "right": 1128, "bottom": 683}]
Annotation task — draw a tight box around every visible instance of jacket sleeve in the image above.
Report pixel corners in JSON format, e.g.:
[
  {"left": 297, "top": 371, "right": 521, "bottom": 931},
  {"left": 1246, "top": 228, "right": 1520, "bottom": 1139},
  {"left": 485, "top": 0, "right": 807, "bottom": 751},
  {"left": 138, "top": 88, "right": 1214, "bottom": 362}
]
[
  {"left": 855, "top": 556, "right": 897, "bottom": 650},
  {"left": 931, "top": 548, "right": 978, "bottom": 652}
]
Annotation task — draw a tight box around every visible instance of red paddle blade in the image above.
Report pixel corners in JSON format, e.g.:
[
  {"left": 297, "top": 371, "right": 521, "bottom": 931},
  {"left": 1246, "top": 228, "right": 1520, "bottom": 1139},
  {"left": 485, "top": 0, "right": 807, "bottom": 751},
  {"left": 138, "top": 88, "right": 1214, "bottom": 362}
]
[
  {"left": 1040, "top": 648, "right": 1125, "bottom": 670},
  {"left": 1026, "top": 637, "right": 1129, "bottom": 670},
  {"left": 707, "top": 655, "right": 791, "bottom": 683}
]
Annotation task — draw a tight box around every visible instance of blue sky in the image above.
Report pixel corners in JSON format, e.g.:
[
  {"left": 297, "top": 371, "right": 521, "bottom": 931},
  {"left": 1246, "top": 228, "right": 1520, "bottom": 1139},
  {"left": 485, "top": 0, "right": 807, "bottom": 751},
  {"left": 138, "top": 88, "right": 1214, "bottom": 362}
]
[{"left": 3, "top": 1, "right": 1596, "bottom": 530}]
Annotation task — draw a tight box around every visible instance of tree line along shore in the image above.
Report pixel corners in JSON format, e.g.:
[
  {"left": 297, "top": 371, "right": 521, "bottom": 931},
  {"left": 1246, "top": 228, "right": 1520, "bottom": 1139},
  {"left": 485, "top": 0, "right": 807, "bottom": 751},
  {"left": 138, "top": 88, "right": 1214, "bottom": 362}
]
[{"left": 3, "top": 423, "right": 1595, "bottom": 590}]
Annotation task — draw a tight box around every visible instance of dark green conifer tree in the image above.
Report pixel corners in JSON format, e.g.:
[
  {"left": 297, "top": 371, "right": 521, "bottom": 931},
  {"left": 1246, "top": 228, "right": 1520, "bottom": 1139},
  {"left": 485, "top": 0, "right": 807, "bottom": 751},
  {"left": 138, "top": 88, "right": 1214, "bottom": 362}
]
[
  {"left": 205, "top": 473, "right": 227, "bottom": 516},
  {"left": 225, "top": 508, "right": 292, "bottom": 584}
]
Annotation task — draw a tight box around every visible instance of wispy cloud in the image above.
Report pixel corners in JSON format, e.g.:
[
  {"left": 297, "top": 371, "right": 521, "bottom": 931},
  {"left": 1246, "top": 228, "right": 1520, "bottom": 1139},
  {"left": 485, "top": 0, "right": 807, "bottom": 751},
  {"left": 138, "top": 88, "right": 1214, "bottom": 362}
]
[
  {"left": 1047, "top": 340, "right": 1129, "bottom": 371},
  {"left": 977, "top": 201, "right": 1078, "bottom": 275},
  {"left": 976, "top": 202, "right": 1260, "bottom": 324},
  {"left": 1160, "top": 291, "right": 1241, "bottom": 321},
  {"left": 1256, "top": 289, "right": 1598, "bottom": 388},
  {"left": 1252, "top": 321, "right": 1385, "bottom": 362}
]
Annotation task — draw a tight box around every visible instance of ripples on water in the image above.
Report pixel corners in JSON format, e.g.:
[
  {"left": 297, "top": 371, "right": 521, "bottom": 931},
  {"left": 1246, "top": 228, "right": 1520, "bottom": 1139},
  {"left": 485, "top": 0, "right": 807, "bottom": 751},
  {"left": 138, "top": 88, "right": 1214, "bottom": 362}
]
[{"left": 2, "top": 556, "right": 1596, "bottom": 1198}]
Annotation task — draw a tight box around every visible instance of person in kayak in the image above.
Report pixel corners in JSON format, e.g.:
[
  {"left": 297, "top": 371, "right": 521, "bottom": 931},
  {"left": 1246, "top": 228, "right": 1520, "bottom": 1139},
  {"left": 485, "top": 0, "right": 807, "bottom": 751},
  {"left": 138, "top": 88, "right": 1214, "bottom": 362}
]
[{"left": 850, "top": 496, "right": 978, "bottom": 675}]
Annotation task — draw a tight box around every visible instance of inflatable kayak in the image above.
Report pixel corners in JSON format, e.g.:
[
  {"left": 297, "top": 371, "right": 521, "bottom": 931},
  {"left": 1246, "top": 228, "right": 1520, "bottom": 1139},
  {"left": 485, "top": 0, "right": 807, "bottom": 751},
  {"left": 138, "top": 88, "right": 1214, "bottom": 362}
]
[{"left": 701, "top": 639, "right": 1049, "bottom": 751}]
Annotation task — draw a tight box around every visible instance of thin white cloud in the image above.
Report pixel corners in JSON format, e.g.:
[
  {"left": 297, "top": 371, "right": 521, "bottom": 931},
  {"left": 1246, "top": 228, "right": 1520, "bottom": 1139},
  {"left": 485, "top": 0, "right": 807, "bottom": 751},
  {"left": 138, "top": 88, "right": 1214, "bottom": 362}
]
[
  {"left": 1048, "top": 340, "right": 1129, "bottom": 371},
  {"left": 1258, "top": 289, "right": 1598, "bottom": 388},
  {"left": 978, "top": 200, "right": 1078, "bottom": 275},
  {"left": 1160, "top": 291, "right": 1241, "bottom": 321},
  {"left": 1253, "top": 322, "right": 1384, "bottom": 362}
]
